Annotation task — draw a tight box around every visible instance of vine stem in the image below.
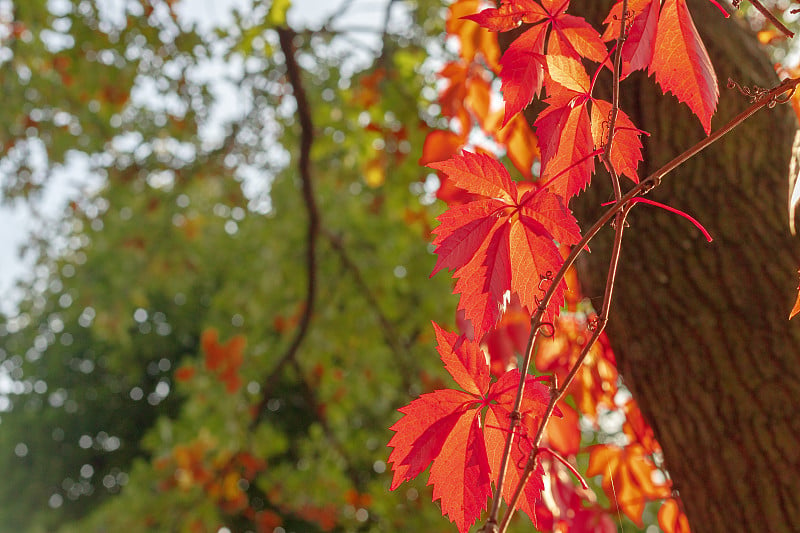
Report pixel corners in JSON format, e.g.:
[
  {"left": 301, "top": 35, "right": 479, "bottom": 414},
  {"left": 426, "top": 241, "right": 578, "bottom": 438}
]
[
  {"left": 746, "top": 0, "right": 794, "bottom": 38},
  {"left": 498, "top": 201, "right": 630, "bottom": 532},
  {"left": 494, "top": 3, "right": 630, "bottom": 528}
]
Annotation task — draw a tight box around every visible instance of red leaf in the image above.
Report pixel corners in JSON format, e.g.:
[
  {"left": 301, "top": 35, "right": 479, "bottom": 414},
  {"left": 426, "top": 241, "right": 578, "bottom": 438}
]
[
  {"left": 481, "top": 1, "right": 606, "bottom": 124},
  {"left": 535, "top": 101, "right": 596, "bottom": 201},
  {"left": 388, "top": 388, "right": 474, "bottom": 489},
  {"left": 602, "top": 0, "right": 660, "bottom": 78},
  {"left": 499, "top": 24, "right": 547, "bottom": 125},
  {"left": 539, "top": 459, "right": 617, "bottom": 532},
  {"left": 590, "top": 99, "right": 642, "bottom": 181},
  {"left": 489, "top": 369, "right": 554, "bottom": 437},
  {"left": 484, "top": 371, "right": 553, "bottom": 523},
  {"left": 462, "top": 1, "right": 546, "bottom": 32},
  {"left": 429, "top": 412, "right": 492, "bottom": 532},
  {"left": 388, "top": 325, "right": 553, "bottom": 532},
  {"left": 649, "top": 0, "right": 717, "bottom": 133},
  {"left": 429, "top": 147, "right": 515, "bottom": 200},
  {"left": 452, "top": 221, "right": 512, "bottom": 339},
  {"left": 389, "top": 324, "right": 560, "bottom": 532},
  {"left": 433, "top": 321, "right": 490, "bottom": 396},
  {"left": 431, "top": 200, "right": 506, "bottom": 276},
  {"left": 538, "top": 0, "right": 607, "bottom": 63},
  {"left": 429, "top": 152, "right": 581, "bottom": 340},
  {"left": 481, "top": 298, "right": 531, "bottom": 376}
]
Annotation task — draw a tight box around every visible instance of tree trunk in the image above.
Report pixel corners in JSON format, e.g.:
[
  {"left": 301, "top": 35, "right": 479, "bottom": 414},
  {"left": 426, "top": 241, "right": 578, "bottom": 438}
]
[{"left": 568, "top": 3, "right": 800, "bottom": 531}]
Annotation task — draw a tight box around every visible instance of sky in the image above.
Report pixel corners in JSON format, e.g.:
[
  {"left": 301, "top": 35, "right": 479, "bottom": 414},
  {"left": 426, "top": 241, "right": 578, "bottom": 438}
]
[{"left": 0, "top": 0, "right": 393, "bottom": 315}]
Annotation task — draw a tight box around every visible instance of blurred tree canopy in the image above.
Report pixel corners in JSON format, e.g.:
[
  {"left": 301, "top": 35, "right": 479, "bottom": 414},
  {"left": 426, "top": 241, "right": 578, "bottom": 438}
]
[
  {"left": 6, "top": 0, "right": 798, "bottom": 531},
  {"left": 0, "top": 0, "right": 467, "bottom": 530}
]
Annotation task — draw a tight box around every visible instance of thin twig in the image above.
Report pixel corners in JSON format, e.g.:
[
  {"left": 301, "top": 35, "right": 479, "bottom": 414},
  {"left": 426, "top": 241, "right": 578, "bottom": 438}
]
[
  {"left": 251, "top": 27, "right": 319, "bottom": 429},
  {"left": 604, "top": 0, "right": 628, "bottom": 203},
  {"left": 499, "top": 202, "right": 630, "bottom": 531},
  {"left": 496, "top": 4, "right": 630, "bottom": 528},
  {"left": 745, "top": 0, "right": 794, "bottom": 38}
]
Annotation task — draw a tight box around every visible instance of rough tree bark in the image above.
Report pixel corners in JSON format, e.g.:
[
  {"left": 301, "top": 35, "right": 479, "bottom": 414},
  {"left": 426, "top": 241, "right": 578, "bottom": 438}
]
[{"left": 566, "top": 3, "right": 800, "bottom": 531}]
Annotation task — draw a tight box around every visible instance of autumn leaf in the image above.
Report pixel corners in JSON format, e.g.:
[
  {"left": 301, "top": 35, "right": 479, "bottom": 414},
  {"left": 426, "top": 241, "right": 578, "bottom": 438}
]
[
  {"left": 590, "top": 99, "right": 643, "bottom": 182},
  {"left": 791, "top": 286, "right": 800, "bottom": 320},
  {"left": 535, "top": 94, "right": 596, "bottom": 201},
  {"left": 420, "top": 129, "right": 466, "bottom": 167},
  {"left": 621, "top": 398, "right": 661, "bottom": 455},
  {"left": 483, "top": 370, "right": 552, "bottom": 525},
  {"left": 467, "top": 0, "right": 606, "bottom": 64},
  {"left": 461, "top": 0, "right": 546, "bottom": 32},
  {"left": 498, "top": 23, "right": 548, "bottom": 125},
  {"left": 493, "top": 113, "right": 540, "bottom": 178},
  {"left": 545, "top": 11, "right": 607, "bottom": 64},
  {"left": 202, "top": 328, "right": 247, "bottom": 393},
  {"left": 535, "top": 312, "right": 619, "bottom": 418},
  {"left": 540, "top": 460, "right": 617, "bottom": 532},
  {"left": 388, "top": 323, "right": 554, "bottom": 532},
  {"left": 448, "top": 0, "right": 501, "bottom": 69},
  {"left": 465, "top": 0, "right": 606, "bottom": 124},
  {"left": 480, "top": 297, "right": 531, "bottom": 376},
  {"left": 545, "top": 400, "right": 581, "bottom": 456},
  {"left": 649, "top": 0, "right": 718, "bottom": 133},
  {"left": 429, "top": 151, "right": 581, "bottom": 341},
  {"left": 586, "top": 443, "right": 671, "bottom": 526},
  {"left": 535, "top": 55, "right": 642, "bottom": 199},
  {"left": 658, "top": 498, "right": 692, "bottom": 533},
  {"left": 602, "top": 0, "right": 660, "bottom": 78}
]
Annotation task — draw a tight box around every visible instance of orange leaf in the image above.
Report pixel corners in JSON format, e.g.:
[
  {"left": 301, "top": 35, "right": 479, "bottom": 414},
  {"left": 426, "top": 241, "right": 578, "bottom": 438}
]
[
  {"left": 621, "top": 398, "right": 660, "bottom": 454},
  {"left": 545, "top": 400, "right": 581, "bottom": 457},
  {"left": 174, "top": 365, "right": 196, "bottom": 382},
  {"left": 419, "top": 130, "right": 467, "bottom": 167},
  {"left": 658, "top": 499, "right": 692, "bottom": 533},
  {"left": 493, "top": 113, "right": 539, "bottom": 179},
  {"left": 790, "top": 276, "right": 800, "bottom": 319},
  {"left": 447, "top": 0, "right": 500, "bottom": 69},
  {"left": 202, "top": 328, "right": 247, "bottom": 393},
  {"left": 535, "top": 314, "right": 618, "bottom": 418},
  {"left": 586, "top": 443, "right": 671, "bottom": 526}
]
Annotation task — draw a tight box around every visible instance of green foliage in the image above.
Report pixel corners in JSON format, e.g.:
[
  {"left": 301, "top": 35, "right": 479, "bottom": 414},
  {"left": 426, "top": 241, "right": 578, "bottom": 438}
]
[{"left": 0, "top": 0, "right": 464, "bottom": 531}]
